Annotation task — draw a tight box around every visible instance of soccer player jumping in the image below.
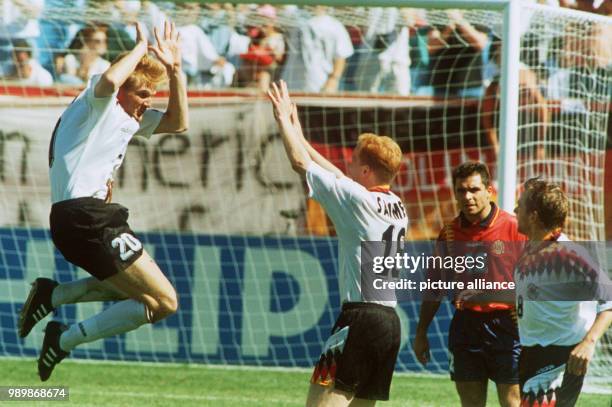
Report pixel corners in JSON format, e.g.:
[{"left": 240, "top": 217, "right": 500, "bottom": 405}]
[
  {"left": 18, "top": 21, "right": 188, "bottom": 381},
  {"left": 269, "top": 80, "right": 407, "bottom": 407}
]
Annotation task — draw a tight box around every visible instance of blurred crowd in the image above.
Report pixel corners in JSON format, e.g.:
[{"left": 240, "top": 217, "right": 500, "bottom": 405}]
[{"left": 0, "top": 0, "right": 610, "bottom": 99}]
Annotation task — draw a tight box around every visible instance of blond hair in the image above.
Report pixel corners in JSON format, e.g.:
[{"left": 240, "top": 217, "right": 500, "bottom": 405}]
[
  {"left": 112, "top": 52, "right": 167, "bottom": 90},
  {"left": 355, "top": 133, "right": 402, "bottom": 183}
]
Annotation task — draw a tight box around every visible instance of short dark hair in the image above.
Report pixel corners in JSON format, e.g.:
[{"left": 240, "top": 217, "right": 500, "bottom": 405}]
[
  {"left": 452, "top": 161, "right": 491, "bottom": 188},
  {"left": 522, "top": 177, "right": 568, "bottom": 230},
  {"left": 11, "top": 39, "right": 32, "bottom": 57},
  {"left": 69, "top": 23, "right": 108, "bottom": 50}
]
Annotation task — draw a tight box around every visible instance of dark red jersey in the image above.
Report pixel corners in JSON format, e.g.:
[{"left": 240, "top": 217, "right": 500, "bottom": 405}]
[{"left": 438, "top": 202, "right": 527, "bottom": 312}]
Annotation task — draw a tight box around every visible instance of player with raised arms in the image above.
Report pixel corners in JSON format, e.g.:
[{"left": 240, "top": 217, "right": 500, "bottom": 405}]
[
  {"left": 18, "top": 21, "right": 188, "bottom": 381},
  {"left": 269, "top": 80, "right": 407, "bottom": 407}
]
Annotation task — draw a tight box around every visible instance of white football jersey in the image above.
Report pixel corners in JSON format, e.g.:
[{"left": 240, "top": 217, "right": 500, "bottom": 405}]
[
  {"left": 49, "top": 74, "right": 163, "bottom": 203},
  {"left": 306, "top": 162, "right": 408, "bottom": 306},
  {"left": 515, "top": 234, "right": 612, "bottom": 346}
]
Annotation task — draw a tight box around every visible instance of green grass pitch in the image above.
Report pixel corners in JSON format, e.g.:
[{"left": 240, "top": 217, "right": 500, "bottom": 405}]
[{"left": 1, "top": 358, "right": 610, "bottom": 406}]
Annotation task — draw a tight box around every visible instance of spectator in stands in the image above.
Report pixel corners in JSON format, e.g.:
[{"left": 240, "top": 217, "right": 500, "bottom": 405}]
[
  {"left": 140, "top": 1, "right": 169, "bottom": 43},
  {"left": 369, "top": 27, "right": 411, "bottom": 95},
  {"left": 200, "top": 3, "right": 235, "bottom": 58},
  {"left": 200, "top": 3, "right": 251, "bottom": 74},
  {"left": 354, "top": 7, "right": 411, "bottom": 96},
  {"left": 408, "top": 9, "right": 434, "bottom": 95},
  {"left": 3, "top": 39, "right": 53, "bottom": 86},
  {"left": 368, "top": 8, "right": 414, "bottom": 96},
  {"left": 258, "top": 5, "right": 285, "bottom": 77},
  {"left": 37, "top": 0, "right": 82, "bottom": 78},
  {"left": 355, "top": 7, "right": 400, "bottom": 91},
  {"left": 546, "top": 15, "right": 611, "bottom": 100},
  {"left": 519, "top": 1, "right": 559, "bottom": 71},
  {"left": 282, "top": 6, "right": 353, "bottom": 93},
  {"left": 56, "top": 25, "right": 110, "bottom": 85},
  {"left": 110, "top": 0, "right": 168, "bottom": 45},
  {"left": 235, "top": 26, "right": 275, "bottom": 90},
  {"left": 107, "top": 0, "right": 170, "bottom": 50},
  {"left": 96, "top": 1, "right": 135, "bottom": 61},
  {"left": 177, "top": 2, "right": 235, "bottom": 88},
  {"left": 339, "top": 9, "right": 366, "bottom": 92},
  {"left": 544, "top": 4, "right": 610, "bottom": 151},
  {"left": 0, "top": 0, "right": 44, "bottom": 76},
  {"left": 481, "top": 39, "right": 548, "bottom": 161},
  {"left": 426, "top": 10, "right": 489, "bottom": 98},
  {"left": 235, "top": 5, "right": 285, "bottom": 91}
]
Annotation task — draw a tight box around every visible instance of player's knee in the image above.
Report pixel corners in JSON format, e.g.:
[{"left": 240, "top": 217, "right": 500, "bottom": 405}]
[
  {"left": 457, "top": 384, "right": 487, "bottom": 407},
  {"left": 459, "top": 393, "right": 486, "bottom": 407},
  {"left": 160, "top": 291, "right": 178, "bottom": 315},
  {"left": 498, "top": 386, "right": 520, "bottom": 407},
  {"left": 150, "top": 290, "right": 178, "bottom": 321}
]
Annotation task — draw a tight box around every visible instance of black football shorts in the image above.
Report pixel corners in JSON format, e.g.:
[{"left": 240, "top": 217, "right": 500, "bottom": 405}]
[
  {"left": 50, "top": 197, "right": 144, "bottom": 280},
  {"left": 310, "top": 302, "right": 401, "bottom": 401}
]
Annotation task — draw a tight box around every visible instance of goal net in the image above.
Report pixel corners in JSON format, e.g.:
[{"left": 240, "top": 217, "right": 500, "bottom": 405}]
[{"left": 0, "top": 0, "right": 610, "bottom": 394}]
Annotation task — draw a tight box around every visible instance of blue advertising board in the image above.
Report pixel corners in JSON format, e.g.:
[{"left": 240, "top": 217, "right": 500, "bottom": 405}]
[{"left": 0, "top": 228, "right": 452, "bottom": 373}]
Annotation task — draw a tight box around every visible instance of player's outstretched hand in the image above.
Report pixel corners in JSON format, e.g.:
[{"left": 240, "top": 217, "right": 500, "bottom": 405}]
[
  {"left": 149, "top": 21, "right": 181, "bottom": 71},
  {"left": 567, "top": 339, "right": 595, "bottom": 376},
  {"left": 268, "top": 81, "right": 293, "bottom": 123}
]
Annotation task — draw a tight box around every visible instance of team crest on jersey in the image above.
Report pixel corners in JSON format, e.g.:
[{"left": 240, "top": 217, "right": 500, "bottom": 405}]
[{"left": 491, "top": 240, "right": 505, "bottom": 255}]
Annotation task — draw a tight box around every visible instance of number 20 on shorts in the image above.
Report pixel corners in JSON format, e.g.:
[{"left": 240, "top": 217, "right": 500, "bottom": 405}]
[{"left": 111, "top": 233, "right": 142, "bottom": 261}]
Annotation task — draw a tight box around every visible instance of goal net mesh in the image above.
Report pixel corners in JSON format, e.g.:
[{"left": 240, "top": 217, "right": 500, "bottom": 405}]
[{"left": 0, "top": 0, "right": 609, "bottom": 393}]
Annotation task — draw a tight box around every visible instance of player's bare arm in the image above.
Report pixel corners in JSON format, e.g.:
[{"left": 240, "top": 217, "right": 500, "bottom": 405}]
[
  {"left": 268, "top": 80, "right": 311, "bottom": 176},
  {"left": 290, "top": 103, "right": 344, "bottom": 178},
  {"left": 567, "top": 309, "right": 612, "bottom": 375},
  {"left": 454, "top": 21, "right": 487, "bottom": 51},
  {"left": 413, "top": 301, "right": 441, "bottom": 365},
  {"left": 95, "top": 22, "right": 148, "bottom": 98},
  {"left": 322, "top": 57, "right": 345, "bottom": 93},
  {"left": 149, "top": 21, "right": 188, "bottom": 134}
]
